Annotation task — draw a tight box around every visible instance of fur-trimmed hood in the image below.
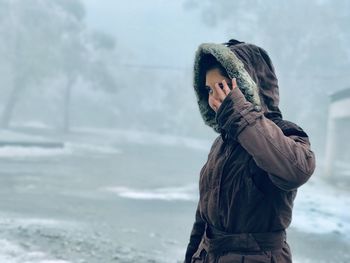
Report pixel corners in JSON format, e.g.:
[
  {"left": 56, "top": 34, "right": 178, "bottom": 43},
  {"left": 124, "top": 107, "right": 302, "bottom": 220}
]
[{"left": 193, "top": 39, "right": 283, "bottom": 133}]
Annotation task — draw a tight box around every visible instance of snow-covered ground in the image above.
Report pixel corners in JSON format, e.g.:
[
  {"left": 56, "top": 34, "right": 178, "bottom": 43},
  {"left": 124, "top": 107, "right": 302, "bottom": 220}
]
[
  {"left": 0, "top": 239, "right": 71, "bottom": 263},
  {"left": 0, "top": 126, "right": 349, "bottom": 262},
  {"left": 0, "top": 216, "right": 77, "bottom": 263},
  {"left": 104, "top": 176, "right": 350, "bottom": 240},
  {"left": 0, "top": 129, "right": 122, "bottom": 158},
  {"left": 0, "top": 130, "right": 52, "bottom": 143},
  {"left": 102, "top": 183, "right": 198, "bottom": 201},
  {"left": 292, "top": 176, "right": 350, "bottom": 240},
  {"left": 73, "top": 126, "right": 214, "bottom": 151}
]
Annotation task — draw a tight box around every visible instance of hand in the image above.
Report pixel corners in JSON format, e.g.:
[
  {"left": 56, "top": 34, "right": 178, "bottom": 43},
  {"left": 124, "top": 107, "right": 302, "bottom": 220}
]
[{"left": 210, "top": 78, "right": 238, "bottom": 112}]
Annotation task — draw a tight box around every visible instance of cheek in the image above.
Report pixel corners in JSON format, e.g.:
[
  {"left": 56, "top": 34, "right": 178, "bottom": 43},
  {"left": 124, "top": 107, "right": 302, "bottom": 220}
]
[
  {"left": 208, "top": 95, "right": 217, "bottom": 104},
  {"left": 208, "top": 96, "right": 216, "bottom": 109}
]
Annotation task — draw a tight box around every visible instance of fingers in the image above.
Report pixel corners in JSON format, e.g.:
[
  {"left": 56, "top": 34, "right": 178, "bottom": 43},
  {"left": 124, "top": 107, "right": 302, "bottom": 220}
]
[
  {"left": 231, "top": 78, "right": 237, "bottom": 89},
  {"left": 210, "top": 78, "right": 238, "bottom": 112},
  {"left": 211, "top": 99, "right": 221, "bottom": 112},
  {"left": 222, "top": 79, "right": 231, "bottom": 94},
  {"left": 213, "top": 79, "right": 230, "bottom": 101},
  {"left": 213, "top": 83, "right": 225, "bottom": 101}
]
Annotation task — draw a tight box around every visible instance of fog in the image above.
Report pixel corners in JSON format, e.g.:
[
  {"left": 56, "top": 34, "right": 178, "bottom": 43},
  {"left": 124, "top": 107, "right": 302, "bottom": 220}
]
[{"left": 0, "top": 0, "right": 349, "bottom": 262}]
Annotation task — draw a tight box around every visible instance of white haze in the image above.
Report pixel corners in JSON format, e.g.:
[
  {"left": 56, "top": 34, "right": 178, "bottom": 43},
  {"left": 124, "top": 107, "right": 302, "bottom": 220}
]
[{"left": 0, "top": 1, "right": 349, "bottom": 262}]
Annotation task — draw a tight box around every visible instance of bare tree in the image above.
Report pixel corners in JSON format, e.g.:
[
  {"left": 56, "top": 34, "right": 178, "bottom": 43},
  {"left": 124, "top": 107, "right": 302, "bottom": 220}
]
[{"left": 0, "top": 0, "right": 118, "bottom": 132}]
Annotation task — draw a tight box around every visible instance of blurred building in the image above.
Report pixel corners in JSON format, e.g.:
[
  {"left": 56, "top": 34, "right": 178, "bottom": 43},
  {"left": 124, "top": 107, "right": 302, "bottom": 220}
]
[{"left": 324, "top": 88, "right": 350, "bottom": 182}]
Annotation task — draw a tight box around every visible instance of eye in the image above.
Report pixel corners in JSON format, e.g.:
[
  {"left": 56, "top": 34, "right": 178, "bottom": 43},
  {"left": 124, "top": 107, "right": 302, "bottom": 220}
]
[
  {"left": 218, "top": 82, "right": 232, "bottom": 89},
  {"left": 205, "top": 85, "right": 213, "bottom": 94}
]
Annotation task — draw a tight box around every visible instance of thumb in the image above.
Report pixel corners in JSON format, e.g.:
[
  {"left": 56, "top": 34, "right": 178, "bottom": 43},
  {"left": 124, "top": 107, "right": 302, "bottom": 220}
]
[{"left": 231, "top": 78, "right": 238, "bottom": 89}]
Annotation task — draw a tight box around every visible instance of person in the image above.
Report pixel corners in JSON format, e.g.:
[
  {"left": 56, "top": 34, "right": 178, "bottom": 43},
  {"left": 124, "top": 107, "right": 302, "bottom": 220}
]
[{"left": 183, "top": 39, "right": 316, "bottom": 263}]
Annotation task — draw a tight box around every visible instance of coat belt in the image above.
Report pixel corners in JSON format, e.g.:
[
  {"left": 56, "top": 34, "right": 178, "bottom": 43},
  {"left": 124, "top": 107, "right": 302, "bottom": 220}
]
[{"left": 200, "top": 223, "right": 286, "bottom": 255}]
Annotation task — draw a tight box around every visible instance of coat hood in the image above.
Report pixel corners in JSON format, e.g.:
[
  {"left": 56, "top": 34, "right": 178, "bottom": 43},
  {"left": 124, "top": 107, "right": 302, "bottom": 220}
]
[{"left": 193, "top": 39, "right": 283, "bottom": 133}]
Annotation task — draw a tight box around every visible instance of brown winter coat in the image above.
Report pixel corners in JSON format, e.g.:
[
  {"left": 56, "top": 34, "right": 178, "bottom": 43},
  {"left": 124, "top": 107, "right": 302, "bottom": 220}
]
[{"left": 184, "top": 39, "right": 316, "bottom": 263}]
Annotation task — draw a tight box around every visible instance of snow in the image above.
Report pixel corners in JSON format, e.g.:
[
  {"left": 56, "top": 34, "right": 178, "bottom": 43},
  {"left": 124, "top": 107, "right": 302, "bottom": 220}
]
[
  {"left": 0, "top": 217, "right": 76, "bottom": 229},
  {"left": 65, "top": 142, "right": 122, "bottom": 155},
  {"left": 102, "top": 184, "right": 198, "bottom": 201},
  {"left": 0, "top": 130, "right": 53, "bottom": 143},
  {"left": 0, "top": 238, "right": 72, "bottom": 263},
  {"left": 292, "top": 176, "right": 350, "bottom": 240},
  {"left": 0, "top": 215, "right": 77, "bottom": 263},
  {"left": 104, "top": 176, "right": 350, "bottom": 242},
  {"left": 0, "top": 129, "right": 122, "bottom": 157},
  {"left": 0, "top": 146, "right": 70, "bottom": 158},
  {"left": 73, "top": 126, "right": 213, "bottom": 151}
]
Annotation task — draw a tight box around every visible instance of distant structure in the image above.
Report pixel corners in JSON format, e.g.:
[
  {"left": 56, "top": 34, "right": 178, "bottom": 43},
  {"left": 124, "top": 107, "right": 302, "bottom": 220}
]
[{"left": 324, "top": 88, "right": 350, "bottom": 180}]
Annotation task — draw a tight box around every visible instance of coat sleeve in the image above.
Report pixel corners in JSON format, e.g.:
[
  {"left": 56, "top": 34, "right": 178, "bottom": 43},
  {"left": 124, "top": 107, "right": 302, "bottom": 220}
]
[
  {"left": 215, "top": 87, "right": 316, "bottom": 191},
  {"left": 184, "top": 202, "right": 205, "bottom": 263}
]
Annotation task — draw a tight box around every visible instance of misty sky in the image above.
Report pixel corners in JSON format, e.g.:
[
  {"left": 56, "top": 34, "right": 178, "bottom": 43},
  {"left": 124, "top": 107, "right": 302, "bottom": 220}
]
[
  {"left": 82, "top": 0, "right": 228, "bottom": 69},
  {"left": 1, "top": 0, "right": 347, "bottom": 156}
]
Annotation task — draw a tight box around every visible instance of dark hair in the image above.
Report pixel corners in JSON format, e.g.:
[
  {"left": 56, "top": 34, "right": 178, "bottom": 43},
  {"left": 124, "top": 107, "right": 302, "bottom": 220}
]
[{"left": 202, "top": 54, "right": 229, "bottom": 78}]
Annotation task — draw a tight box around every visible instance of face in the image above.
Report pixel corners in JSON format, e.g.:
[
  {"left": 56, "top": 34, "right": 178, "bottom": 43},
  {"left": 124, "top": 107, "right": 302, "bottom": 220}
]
[{"left": 205, "top": 68, "right": 232, "bottom": 112}]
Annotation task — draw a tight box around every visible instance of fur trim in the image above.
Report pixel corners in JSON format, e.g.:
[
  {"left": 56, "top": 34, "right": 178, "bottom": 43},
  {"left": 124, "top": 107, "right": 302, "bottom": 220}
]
[{"left": 193, "top": 43, "right": 262, "bottom": 133}]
